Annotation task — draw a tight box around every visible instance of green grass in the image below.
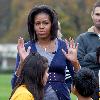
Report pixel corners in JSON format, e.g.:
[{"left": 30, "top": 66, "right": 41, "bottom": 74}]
[
  {"left": 0, "top": 74, "right": 12, "bottom": 100},
  {"left": 0, "top": 74, "right": 77, "bottom": 100},
  {"left": 71, "top": 93, "right": 77, "bottom": 100}
]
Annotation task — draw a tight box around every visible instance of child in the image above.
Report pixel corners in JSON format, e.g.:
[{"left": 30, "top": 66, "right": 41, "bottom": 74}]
[
  {"left": 71, "top": 68, "right": 97, "bottom": 100},
  {"left": 9, "top": 52, "right": 49, "bottom": 100}
]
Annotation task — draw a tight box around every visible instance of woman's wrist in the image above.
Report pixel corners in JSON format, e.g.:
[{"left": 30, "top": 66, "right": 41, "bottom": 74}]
[
  {"left": 15, "top": 62, "right": 22, "bottom": 77},
  {"left": 72, "top": 60, "right": 80, "bottom": 72},
  {"left": 15, "top": 54, "right": 30, "bottom": 77}
]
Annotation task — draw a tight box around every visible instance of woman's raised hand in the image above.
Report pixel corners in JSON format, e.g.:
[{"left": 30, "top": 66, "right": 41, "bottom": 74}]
[
  {"left": 17, "top": 37, "right": 31, "bottom": 61},
  {"left": 62, "top": 38, "right": 80, "bottom": 71}
]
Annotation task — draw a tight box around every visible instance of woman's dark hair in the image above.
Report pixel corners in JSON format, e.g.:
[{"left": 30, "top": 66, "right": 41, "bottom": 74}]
[
  {"left": 72, "top": 68, "right": 97, "bottom": 97},
  {"left": 28, "top": 5, "right": 58, "bottom": 42},
  {"left": 10, "top": 52, "right": 48, "bottom": 100}
]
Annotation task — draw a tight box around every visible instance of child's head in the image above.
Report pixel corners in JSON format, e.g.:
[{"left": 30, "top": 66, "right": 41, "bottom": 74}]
[
  {"left": 15, "top": 52, "right": 49, "bottom": 100},
  {"left": 22, "top": 52, "right": 49, "bottom": 86},
  {"left": 71, "top": 68, "right": 97, "bottom": 97}
]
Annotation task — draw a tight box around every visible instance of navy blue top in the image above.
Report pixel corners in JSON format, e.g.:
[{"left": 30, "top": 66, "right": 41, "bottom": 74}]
[{"left": 11, "top": 39, "right": 74, "bottom": 100}]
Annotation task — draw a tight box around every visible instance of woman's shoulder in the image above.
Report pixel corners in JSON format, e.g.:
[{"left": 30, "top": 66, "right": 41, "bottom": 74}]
[
  {"left": 24, "top": 41, "right": 35, "bottom": 48},
  {"left": 10, "top": 85, "right": 34, "bottom": 100},
  {"left": 57, "top": 39, "right": 66, "bottom": 45},
  {"left": 25, "top": 41, "right": 34, "bottom": 46},
  {"left": 57, "top": 39, "right": 67, "bottom": 49}
]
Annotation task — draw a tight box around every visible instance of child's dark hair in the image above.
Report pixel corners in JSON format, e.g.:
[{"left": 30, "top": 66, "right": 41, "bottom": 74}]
[
  {"left": 72, "top": 68, "right": 97, "bottom": 97},
  {"left": 28, "top": 5, "right": 58, "bottom": 42},
  {"left": 10, "top": 52, "right": 48, "bottom": 100}
]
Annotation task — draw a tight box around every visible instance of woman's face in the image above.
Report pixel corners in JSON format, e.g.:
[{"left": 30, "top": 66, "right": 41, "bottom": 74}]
[
  {"left": 34, "top": 13, "right": 52, "bottom": 40},
  {"left": 42, "top": 68, "right": 49, "bottom": 86}
]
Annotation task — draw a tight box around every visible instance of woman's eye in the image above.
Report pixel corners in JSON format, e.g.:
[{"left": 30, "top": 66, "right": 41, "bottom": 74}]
[
  {"left": 35, "top": 23, "right": 40, "bottom": 25},
  {"left": 43, "top": 22, "right": 48, "bottom": 25},
  {"left": 35, "top": 21, "right": 49, "bottom": 26}
]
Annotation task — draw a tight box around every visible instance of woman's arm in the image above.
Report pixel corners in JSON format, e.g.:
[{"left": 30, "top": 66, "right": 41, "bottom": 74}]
[{"left": 11, "top": 37, "right": 30, "bottom": 89}]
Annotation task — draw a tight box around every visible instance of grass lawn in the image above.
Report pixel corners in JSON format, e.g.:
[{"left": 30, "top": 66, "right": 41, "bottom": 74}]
[
  {"left": 0, "top": 73, "right": 12, "bottom": 100},
  {"left": 0, "top": 73, "right": 77, "bottom": 100},
  {"left": 71, "top": 93, "right": 77, "bottom": 100}
]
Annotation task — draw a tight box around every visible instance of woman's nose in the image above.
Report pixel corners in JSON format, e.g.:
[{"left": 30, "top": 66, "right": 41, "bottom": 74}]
[{"left": 39, "top": 23, "right": 44, "bottom": 28}]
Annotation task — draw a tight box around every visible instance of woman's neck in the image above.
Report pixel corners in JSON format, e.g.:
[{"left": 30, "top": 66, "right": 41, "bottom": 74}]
[
  {"left": 37, "top": 38, "right": 52, "bottom": 45},
  {"left": 37, "top": 38, "right": 56, "bottom": 53}
]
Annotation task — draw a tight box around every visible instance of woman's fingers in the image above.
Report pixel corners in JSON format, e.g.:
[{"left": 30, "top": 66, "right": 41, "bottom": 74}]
[
  {"left": 62, "top": 49, "right": 69, "bottom": 58},
  {"left": 27, "top": 46, "right": 31, "bottom": 54},
  {"left": 62, "top": 49, "right": 66, "bottom": 56},
  {"left": 19, "top": 37, "right": 24, "bottom": 47},
  {"left": 65, "top": 39, "right": 69, "bottom": 48},
  {"left": 68, "top": 37, "right": 78, "bottom": 49},
  {"left": 70, "top": 38, "right": 75, "bottom": 48},
  {"left": 17, "top": 37, "right": 25, "bottom": 52},
  {"left": 76, "top": 43, "right": 79, "bottom": 50}
]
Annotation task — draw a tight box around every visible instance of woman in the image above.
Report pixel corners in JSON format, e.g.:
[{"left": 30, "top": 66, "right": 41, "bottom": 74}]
[
  {"left": 11, "top": 5, "right": 80, "bottom": 100},
  {"left": 9, "top": 52, "right": 49, "bottom": 100}
]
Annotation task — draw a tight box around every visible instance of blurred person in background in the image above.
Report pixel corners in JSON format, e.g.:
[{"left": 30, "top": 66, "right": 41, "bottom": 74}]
[{"left": 76, "top": 1, "right": 100, "bottom": 100}]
